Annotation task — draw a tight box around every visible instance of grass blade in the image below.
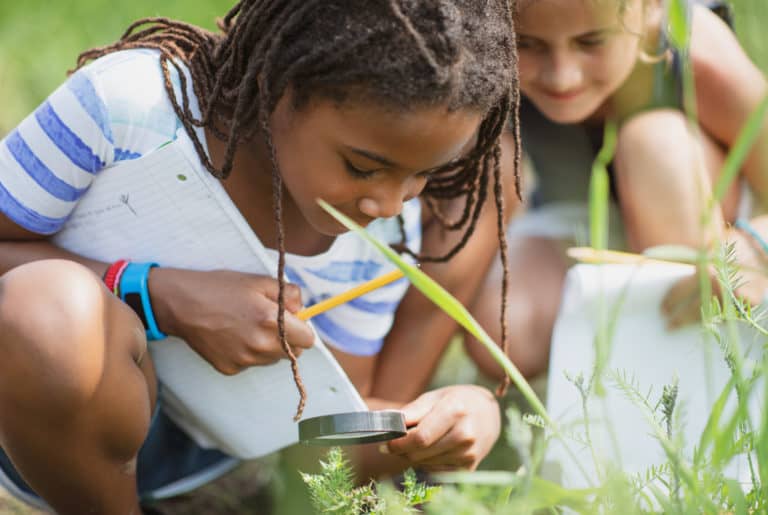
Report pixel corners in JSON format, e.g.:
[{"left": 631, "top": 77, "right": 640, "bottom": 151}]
[
  {"left": 588, "top": 120, "right": 617, "bottom": 250},
  {"left": 317, "top": 199, "right": 550, "bottom": 424}
]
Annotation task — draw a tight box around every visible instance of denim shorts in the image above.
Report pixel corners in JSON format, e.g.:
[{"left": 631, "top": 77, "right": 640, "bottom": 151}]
[{"left": 0, "top": 397, "right": 239, "bottom": 510}]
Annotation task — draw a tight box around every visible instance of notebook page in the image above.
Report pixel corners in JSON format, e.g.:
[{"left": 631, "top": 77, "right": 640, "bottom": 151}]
[{"left": 53, "top": 140, "right": 366, "bottom": 458}]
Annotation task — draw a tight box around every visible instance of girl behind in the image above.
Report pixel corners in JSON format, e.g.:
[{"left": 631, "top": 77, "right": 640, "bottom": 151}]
[{"left": 467, "top": 0, "right": 768, "bottom": 378}]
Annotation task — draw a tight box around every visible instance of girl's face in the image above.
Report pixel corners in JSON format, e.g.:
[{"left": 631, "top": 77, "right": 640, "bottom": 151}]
[
  {"left": 516, "top": 0, "right": 650, "bottom": 123},
  {"left": 270, "top": 95, "right": 483, "bottom": 236}
]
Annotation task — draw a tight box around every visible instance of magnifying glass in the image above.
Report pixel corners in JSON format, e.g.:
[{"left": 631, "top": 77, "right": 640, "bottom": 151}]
[{"left": 298, "top": 410, "right": 407, "bottom": 445}]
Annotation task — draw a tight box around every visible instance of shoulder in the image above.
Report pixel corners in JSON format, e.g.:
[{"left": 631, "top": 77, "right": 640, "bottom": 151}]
[
  {"left": 0, "top": 49, "right": 196, "bottom": 235},
  {"left": 689, "top": 5, "right": 740, "bottom": 66},
  {"left": 690, "top": 6, "right": 764, "bottom": 110},
  {"left": 688, "top": 4, "right": 766, "bottom": 139},
  {"left": 74, "top": 49, "right": 169, "bottom": 112},
  {"left": 689, "top": 4, "right": 758, "bottom": 88},
  {"left": 75, "top": 49, "right": 186, "bottom": 148}
]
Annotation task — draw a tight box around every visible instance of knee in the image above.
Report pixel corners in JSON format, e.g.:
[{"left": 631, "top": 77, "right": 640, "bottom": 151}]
[
  {"left": 616, "top": 109, "right": 688, "bottom": 160},
  {"left": 466, "top": 291, "right": 551, "bottom": 380},
  {"left": 615, "top": 110, "right": 690, "bottom": 176},
  {"left": 614, "top": 109, "right": 694, "bottom": 208},
  {"left": 505, "top": 292, "right": 554, "bottom": 379},
  {"left": 0, "top": 260, "right": 111, "bottom": 405}
]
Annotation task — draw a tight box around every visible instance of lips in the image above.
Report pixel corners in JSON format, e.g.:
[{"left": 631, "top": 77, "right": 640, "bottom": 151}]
[{"left": 542, "top": 89, "right": 583, "bottom": 101}]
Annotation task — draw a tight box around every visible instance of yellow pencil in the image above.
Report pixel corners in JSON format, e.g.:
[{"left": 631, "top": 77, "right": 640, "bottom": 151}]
[
  {"left": 297, "top": 269, "right": 406, "bottom": 321},
  {"left": 567, "top": 247, "right": 692, "bottom": 267}
]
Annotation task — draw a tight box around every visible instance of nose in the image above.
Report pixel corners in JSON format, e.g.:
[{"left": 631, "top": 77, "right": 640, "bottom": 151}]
[
  {"left": 541, "top": 51, "right": 583, "bottom": 93},
  {"left": 358, "top": 175, "right": 426, "bottom": 219}
]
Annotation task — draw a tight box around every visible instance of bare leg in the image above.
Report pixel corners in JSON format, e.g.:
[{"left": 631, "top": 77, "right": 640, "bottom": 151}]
[
  {"left": 0, "top": 260, "right": 156, "bottom": 514},
  {"left": 465, "top": 237, "right": 570, "bottom": 380},
  {"left": 613, "top": 109, "right": 737, "bottom": 252}
]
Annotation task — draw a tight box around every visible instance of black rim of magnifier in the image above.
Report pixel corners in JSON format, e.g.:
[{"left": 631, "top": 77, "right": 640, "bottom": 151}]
[{"left": 298, "top": 411, "right": 407, "bottom": 445}]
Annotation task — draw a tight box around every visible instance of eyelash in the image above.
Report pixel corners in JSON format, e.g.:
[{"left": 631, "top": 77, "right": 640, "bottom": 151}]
[
  {"left": 517, "top": 38, "right": 605, "bottom": 51},
  {"left": 343, "top": 157, "right": 437, "bottom": 182},
  {"left": 517, "top": 39, "right": 538, "bottom": 50},
  {"left": 578, "top": 38, "right": 605, "bottom": 48},
  {"left": 343, "top": 158, "right": 377, "bottom": 180}
]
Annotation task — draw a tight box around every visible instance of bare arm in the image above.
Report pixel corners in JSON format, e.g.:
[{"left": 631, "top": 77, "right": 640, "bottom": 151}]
[
  {"left": 371, "top": 132, "right": 521, "bottom": 402},
  {"left": 0, "top": 214, "right": 109, "bottom": 275},
  {"left": 325, "top": 200, "right": 505, "bottom": 399},
  {"left": 0, "top": 213, "right": 316, "bottom": 373},
  {"left": 691, "top": 5, "right": 768, "bottom": 205}
]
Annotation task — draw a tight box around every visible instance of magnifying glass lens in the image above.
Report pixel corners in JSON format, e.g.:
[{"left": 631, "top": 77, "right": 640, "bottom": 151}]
[{"left": 299, "top": 410, "right": 406, "bottom": 446}]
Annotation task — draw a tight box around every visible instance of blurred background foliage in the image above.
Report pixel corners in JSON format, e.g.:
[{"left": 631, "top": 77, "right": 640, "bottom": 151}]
[
  {"left": 0, "top": 0, "right": 232, "bottom": 134},
  {"left": 0, "top": 0, "right": 766, "bottom": 134},
  {"left": 732, "top": 0, "right": 768, "bottom": 74}
]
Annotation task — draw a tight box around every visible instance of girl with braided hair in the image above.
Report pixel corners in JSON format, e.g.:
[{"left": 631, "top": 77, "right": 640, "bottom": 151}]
[
  {"left": 466, "top": 0, "right": 768, "bottom": 380},
  {"left": 0, "top": 0, "right": 520, "bottom": 512}
]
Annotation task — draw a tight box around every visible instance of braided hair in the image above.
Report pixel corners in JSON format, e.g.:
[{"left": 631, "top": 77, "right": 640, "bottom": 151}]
[{"left": 74, "top": 0, "right": 522, "bottom": 418}]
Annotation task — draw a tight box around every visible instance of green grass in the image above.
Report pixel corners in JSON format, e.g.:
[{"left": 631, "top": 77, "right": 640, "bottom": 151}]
[
  {"left": 2, "top": 0, "right": 766, "bottom": 134},
  {"left": 0, "top": 0, "right": 232, "bottom": 134}
]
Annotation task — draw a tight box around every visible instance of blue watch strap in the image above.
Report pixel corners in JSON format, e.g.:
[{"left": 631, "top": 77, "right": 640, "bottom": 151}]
[{"left": 119, "top": 262, "right": 167, "bottom": 341}]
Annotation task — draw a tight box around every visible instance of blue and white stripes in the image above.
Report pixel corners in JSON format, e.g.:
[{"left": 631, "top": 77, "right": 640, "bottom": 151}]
[
  {"left": 66, "top": 71, "right": 115, "bottom": 145},
  {"left": 0, "top": 77, "right": 108, "bottom": 232},
  {"left": 4, "top": 130, "right": 89, "bottom": 202},
  {"left": 276, "top": 198, "right": 422, "bottom": 356},
  {"left": 0, "top": 50, "right": 182, "bottom": 234},
  {"left": 0, "top": 48, "right": 424, "bottom": 358}
]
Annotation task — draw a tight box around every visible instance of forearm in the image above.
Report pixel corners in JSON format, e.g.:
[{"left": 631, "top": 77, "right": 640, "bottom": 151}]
[
  {"left": 373, "top": 208, "right": 509, "bottom": 401},
  {"left": 372, "top": 131, "right": 520, "bottom": 401},
  {"left": 372, "top": 293, "right": 463, "bottom": 401},
  {"left": 0, "top": 238, "right": 181, "bottom": 336},
  {"left": 691, "top": 7, "right": 768, "bottom": 207},
  {"left": 0, "top": 213, "right": 108, "bottom": 277},
  {"left": 0, "top": 240, "right": 108, "bottom": 278}
]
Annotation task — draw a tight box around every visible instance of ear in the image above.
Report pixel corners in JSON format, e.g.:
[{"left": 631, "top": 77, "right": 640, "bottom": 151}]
[{"left": 637, "top": 0, "right": 670, "bottom": 65}]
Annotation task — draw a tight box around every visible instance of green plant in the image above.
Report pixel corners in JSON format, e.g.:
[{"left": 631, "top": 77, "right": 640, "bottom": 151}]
[{"left": 300, "top": 448, "right": 438, "bottom": 514}]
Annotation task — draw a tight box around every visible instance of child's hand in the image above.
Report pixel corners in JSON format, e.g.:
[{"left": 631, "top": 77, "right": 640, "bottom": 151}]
[
  {"left": 150, "top": 268, "right": 315, "bottom": 375},
  {"left": 385, "top": 385, "right": 500, "bottom": 471},
  {"left": 662, "top": 223, "right": 768, "bottom": 329},
  {"left": 662, "top": 262, "right": 767, "bottom": 330},
  {"left": 661, "top": 269, "right": 718, "bottom": 330}
]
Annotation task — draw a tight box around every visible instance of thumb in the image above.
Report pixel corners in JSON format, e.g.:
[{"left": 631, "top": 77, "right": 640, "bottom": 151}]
[
  {"left": 661, "top": 275, "right": 696, "bottom": 317},
  {"left": 400, "top": 390, "right": 442, "bottom": 427}
]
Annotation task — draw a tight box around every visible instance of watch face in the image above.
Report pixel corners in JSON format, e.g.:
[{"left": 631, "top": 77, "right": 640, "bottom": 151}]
[{"left": 124, "top": 292, "right": 149, "bottom": 330}]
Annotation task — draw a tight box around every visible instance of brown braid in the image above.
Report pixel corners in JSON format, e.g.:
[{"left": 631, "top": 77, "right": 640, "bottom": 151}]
[
  {"left": 73, "top": 0, "right": 521, "bottom": 418},
  {"left": 497, "top": 0, "right": 522, "bottom": 397}
]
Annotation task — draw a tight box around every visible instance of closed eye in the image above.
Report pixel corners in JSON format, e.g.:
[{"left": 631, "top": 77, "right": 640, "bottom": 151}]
[
  {"left": 577, "top": 37, "right": 605, "bottom": 48},
  {"left": 517, "top": 36, "right": 544, "bottom": 51},
  {"left": 575, "top": 29, "right": 612, "bottom": 49},
  {"left": 343, "top": 157, "right": 380, "bottom": 180}
]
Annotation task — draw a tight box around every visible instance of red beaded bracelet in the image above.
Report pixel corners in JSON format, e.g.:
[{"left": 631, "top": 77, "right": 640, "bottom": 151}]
[{"left": 103, "top": 259, "right": 130, "bottom": 295}]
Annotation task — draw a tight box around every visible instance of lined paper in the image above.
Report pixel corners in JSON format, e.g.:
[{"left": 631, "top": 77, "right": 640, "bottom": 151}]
[{"left": 53, "top": 139, "right": 366, "bottom": 458}]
